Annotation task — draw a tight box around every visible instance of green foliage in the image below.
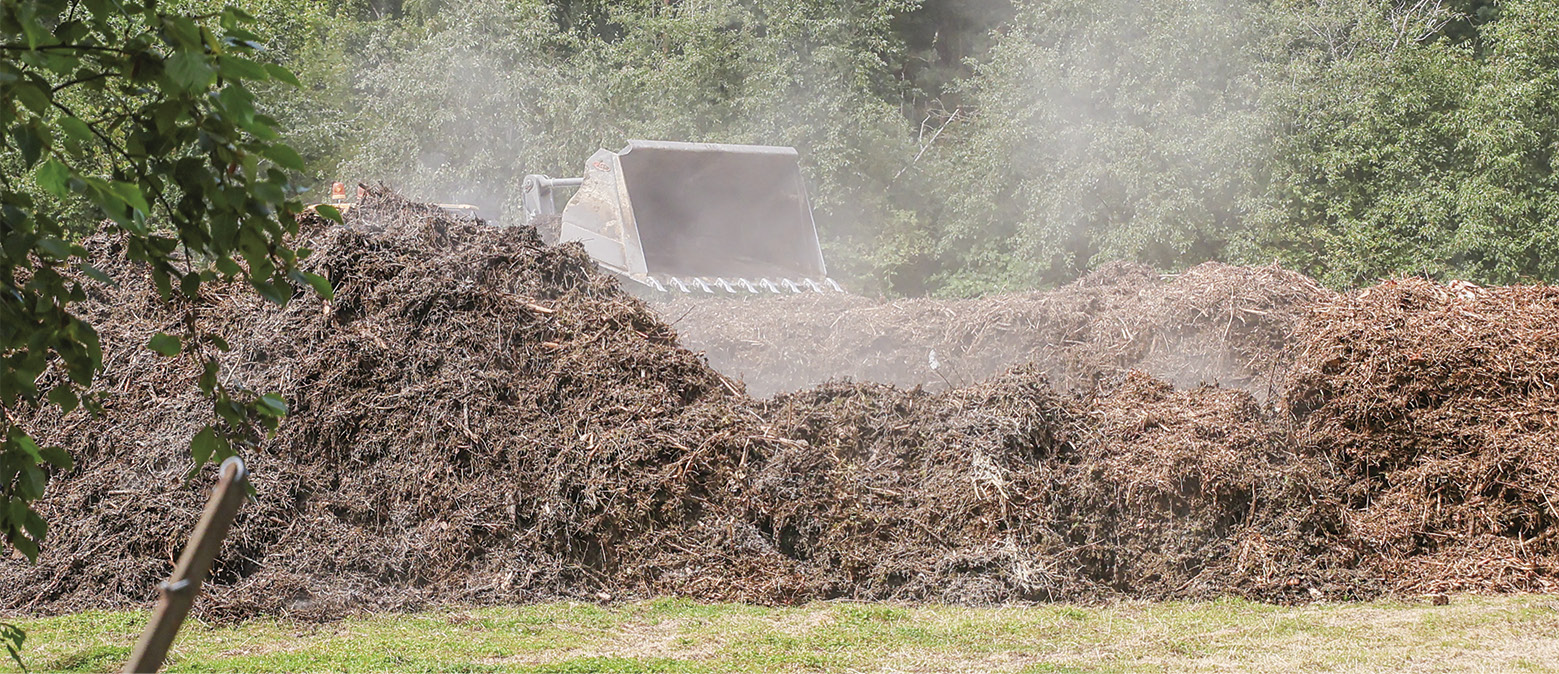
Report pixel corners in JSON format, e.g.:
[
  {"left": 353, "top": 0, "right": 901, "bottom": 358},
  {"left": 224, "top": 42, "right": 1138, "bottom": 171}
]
[
  {"left": 923, "top": 0, "right": 1272, "bottom": 293},
  {"left": 282, "top": 0, "right": 925, "bottom": 292},
  {"left": 1242, "top": 0, "right": 1559, "bottom": 286},
  {"left": 887, "top": 0, "right": 1559, "bottom": 292},
  {"left": 174, "top": 0, "right": 1559, "bottom": 294},
  {"left": 1, "top": 0, "right": 323, "bottom": 571}
]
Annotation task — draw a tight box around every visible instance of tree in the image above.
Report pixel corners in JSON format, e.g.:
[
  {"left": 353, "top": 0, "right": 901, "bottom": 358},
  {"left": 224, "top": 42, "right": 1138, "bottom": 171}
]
[
  {"left": 921, "top": 0, "right": 1271, "bottom": 294},
  {"left": 320, "top": 0, "right": 924, "bottom": 292},
  {"left": 1, "top": 0, "right": 329, "bottom": 662},
  {"left": 1244, "top": 0, "right": 1559, "bottom": 286}
]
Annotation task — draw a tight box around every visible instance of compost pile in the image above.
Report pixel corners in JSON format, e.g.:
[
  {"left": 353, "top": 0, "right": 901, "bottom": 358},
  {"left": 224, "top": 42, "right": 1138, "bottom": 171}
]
[
  {"left": 1289, "top": 279, "right": 1559, "bottom": 594},
  {"left": 750, "top": 371, "right": 1358, "bottom": 603},
  {"left": 3, "top": 191, "right": 760, "bottom": 617},
  {"left": 2, "top": 191, "right": 1555, "bottom": 619},
  {"left": 659, "top": 262, "right": 1328, "bottom": 398}
]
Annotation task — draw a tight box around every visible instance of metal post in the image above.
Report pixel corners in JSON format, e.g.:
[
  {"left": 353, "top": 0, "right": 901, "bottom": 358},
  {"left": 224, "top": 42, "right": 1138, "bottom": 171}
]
[{"left": 122, "top": 457, "right": 249, "bottom": 674}]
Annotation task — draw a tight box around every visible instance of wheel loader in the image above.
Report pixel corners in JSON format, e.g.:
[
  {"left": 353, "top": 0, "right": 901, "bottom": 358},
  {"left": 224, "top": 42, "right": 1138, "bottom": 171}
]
[{"left": 522, "top": 140, "right": 844, "bottom": 294}]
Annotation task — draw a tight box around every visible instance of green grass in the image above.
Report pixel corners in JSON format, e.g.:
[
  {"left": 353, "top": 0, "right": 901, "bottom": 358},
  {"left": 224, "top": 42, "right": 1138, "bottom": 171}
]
[{"left": 4, "top": 595, "right": 1558, "bottom": 673}]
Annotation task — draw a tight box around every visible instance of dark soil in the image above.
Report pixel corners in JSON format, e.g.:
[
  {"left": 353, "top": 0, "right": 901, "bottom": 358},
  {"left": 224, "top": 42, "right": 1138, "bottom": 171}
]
[{"left": 1, "top": 191, "right": 1551, "bottom": 619}]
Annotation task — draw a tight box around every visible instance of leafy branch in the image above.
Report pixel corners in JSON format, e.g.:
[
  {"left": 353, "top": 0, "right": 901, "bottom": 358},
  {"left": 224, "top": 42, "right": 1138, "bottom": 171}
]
[{"left": 0, "top": 0, "right": 336, "bottom": 628}]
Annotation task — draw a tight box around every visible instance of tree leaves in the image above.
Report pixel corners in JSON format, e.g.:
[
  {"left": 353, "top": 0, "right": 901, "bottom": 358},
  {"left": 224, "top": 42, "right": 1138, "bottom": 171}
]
[
  {"left": 166, "top": 49, "right": 217, "bottom": 91},
  {"left": 78, "top": 264, "right": 114, "bottom": 286},
  {"left": 46, "top": 386, "right": 79, "bottom": 413},
  {"left": 37, "top": 446, "right": 72, "bottom": 472},
  {"left": 13, "top": 123, "right": 48, "bottom": 167},
  {"left": 257, "top": 393, "right": 287, "bottom": 417},
  {"left": 312, "top": 204, "right": 343, "bottom": 223},
  {"left": 262, "top": 144, "right": 306, "bottom": 172},
  {"left": 217, "top": 55, "right": 270, "bottom": 81},
  {"left": 10, "top": 79, "right": 51, "bottom": 115},
  {"left": 1248, "top": 0, "right": 1559, "bottom": 287},
  {"left": 290, "top": 269, "right": 334, "bottom": 300},
  {"left": 147, "top": 333, "right": 182, "bottom": 356},
  {"left": 2, "top": 0, "right": 316, "bottom": 572},
  {"left": 190, "top": 426, "right": 222, "bottom": 467},
  {"left": 2, "top": 427, "right": 57, "bottom": 564},
  {"left": 56, "top": 116, "right": 95, "bottom": 146},
  {"left": 34, "top": 159, "right": 71, "bottom": 198},
  {"left": 264, "top": 62, "right": 301, "bottom": 87}
]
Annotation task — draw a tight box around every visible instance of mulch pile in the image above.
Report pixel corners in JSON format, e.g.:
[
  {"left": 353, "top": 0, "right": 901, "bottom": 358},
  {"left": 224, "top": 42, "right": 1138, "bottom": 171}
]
[
  {"left": 1288, "top": 278, "right": 1559, "bottom": 594},
  {"left": 1, "top": 191, "right": 1553, "bottom": 619},
  {"left": 751, "top": 371, "right": 1361, "bottom": 603},
  {"left": 658, "top": 261, "right": 1327, "bottom": 398}
]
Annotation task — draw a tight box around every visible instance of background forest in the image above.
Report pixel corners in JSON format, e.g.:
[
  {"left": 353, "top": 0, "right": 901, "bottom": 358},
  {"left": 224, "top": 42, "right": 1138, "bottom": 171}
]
[{"left": 49, "top": 0, "right": 1559, "bottom": 295}]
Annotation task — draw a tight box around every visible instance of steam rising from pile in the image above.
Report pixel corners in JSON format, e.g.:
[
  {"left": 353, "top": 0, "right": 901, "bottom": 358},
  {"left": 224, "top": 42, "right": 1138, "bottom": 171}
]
[{"left": 659, "top": 262, "right": 1326, "bottom": 398}]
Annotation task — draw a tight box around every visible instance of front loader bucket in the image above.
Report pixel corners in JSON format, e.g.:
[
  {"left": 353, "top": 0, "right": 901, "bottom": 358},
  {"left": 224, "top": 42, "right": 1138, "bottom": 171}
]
[{"left": 557, "top": 140, "right": 836, "bottom": 293}]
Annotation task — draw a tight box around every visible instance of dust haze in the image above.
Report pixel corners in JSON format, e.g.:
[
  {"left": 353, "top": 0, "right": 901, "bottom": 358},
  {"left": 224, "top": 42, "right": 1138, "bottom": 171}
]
[
  {"left": 656, "top": 0, "right": 1286, "bottom": 396},
  {"left": 328, "top": 0, "right": 1289, "bottom": 396}
]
